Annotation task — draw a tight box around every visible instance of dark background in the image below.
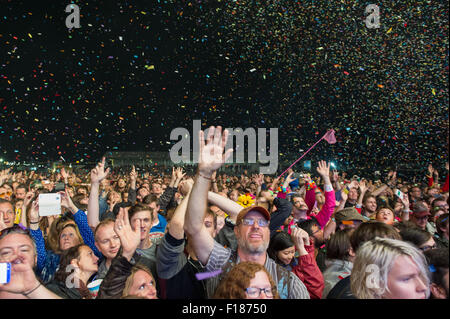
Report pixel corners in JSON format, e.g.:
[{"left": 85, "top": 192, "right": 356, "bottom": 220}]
[{"left": 0, "top": 0, "right": 448, "bottom": 173}]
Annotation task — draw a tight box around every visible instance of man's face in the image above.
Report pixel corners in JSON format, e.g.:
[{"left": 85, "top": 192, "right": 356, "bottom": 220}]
[
  {"left": 148, "top": 201, "right": 160, "bottom": 219},
  {"left": 0, "top": 233, "right": 37, "bottom": 269},
  {"left": 151, "top": 183, "right": 162, "bottom": 195},
  {"left": 118, "top": 179, "right": 126, "bottom": 188},
  {"left": 235, "top": 211, "right": 270, "bottom": 255},
  {"left": 376, "top": 208, "right": 395, "bottom": 225},
  {"left": 412, "top": 214, "right": 429, "bottom": 230},
  {"left": 204, "top": 214, "right": 216, "bottom": 238},
  {"left": 348, "top": 188, "right": 358, "bottom": 201},
  {"left": 137, "top": 188, "right": 150, "bottom": 202},
  {"left": 210, "top": 205, "right": 225, "bottom": 217},
  {"left": 310, "top": 223, "right": 325, "bottom": 247},
  {"left": 428, "top": 188, "right": 439, "bottom": 197},
  {"left": 130, "top": 210, "right": 152, "bottom": 240},
  {"left": 0, "top": 202, "right": 15, "bottom": 229},
  {"left": 292, "top": 197, "right": 308, "bottom": 212},
  {"left": 14, "top": 187, "right": 26, "bottom": 200},
  {"left": 0, "top": 187, "right": 12, "bottom": 201},
  {"left": 411, "top": 187, "right": 421, "bottom": 199},
  {"left": 95, "top": 223, "right": 121, "bottom": 260},
  {"left": 434, "top": 200, "right": 449, "bottom": 214},
  {"left": 364, "top": 197, "right": 377, "bottom": 213}
]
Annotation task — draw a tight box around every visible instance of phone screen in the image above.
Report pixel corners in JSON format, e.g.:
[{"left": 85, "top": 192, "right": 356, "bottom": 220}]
[{"left": 0, "top": 263, "right": 11, "bottom": 284}]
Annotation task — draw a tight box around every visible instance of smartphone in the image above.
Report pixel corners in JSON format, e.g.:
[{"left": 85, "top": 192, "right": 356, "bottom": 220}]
[
  {"left": 394, "top": 189, "right": 405, "bottom": 200},
  {"left": 0, "top": 263, "right": 11, "bottom": 284},
  {"left": 54, "top": 182, "right": 65, "bottom": 192},
  {"left": 38, "top": 193, "right": 62, "bottom": 216}
]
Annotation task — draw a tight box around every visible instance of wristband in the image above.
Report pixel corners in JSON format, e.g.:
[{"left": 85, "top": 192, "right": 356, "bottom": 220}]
[
  {"left": 198, "top": 172, "right": 212, "bottom": 180},
  {"left": 342, "top": 187, "right": 349, "bottom": 195},
  {"left": 29, "top": 221, "right": 39, "bottom": 224},
  {"left": 22, "top": 282, "right": 41, "bottom": 296}
]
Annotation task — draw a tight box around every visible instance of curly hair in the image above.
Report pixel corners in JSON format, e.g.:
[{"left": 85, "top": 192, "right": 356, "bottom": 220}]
[{"left": 212, "top": 262, "right": 279, "bottom": 299}]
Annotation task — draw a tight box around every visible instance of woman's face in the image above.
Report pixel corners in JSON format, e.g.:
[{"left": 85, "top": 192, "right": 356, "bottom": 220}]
[
  {"left": 59, "top": 226, "right": 81, "bottom": 250},
  {"left": 245, "top": 270, "right": 274, "bottom": 299},
  {"left": 276, "top": 246, "right": 295, "bottom": 265},
  {"left": 76, "top": 246, "right": 99, "bottom": 274},
  {"left": 382, "top": 255, "right": 428, "bottom": 299},
  {"left": 129, "top": 270, "right": 158, "bottom": 299}
]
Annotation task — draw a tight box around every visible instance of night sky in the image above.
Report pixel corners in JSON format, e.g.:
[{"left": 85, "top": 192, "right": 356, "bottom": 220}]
[{"left": 0, "top": 0, "right": 448, "bottom": 172}]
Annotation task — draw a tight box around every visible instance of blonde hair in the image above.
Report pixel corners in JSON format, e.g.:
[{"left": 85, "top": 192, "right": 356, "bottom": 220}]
[
  {"left": 122, "top": 264, "right": 154, "bottom": 298},
  {"left": 350, "top": 237, "right": 430, "bottom": 299}
]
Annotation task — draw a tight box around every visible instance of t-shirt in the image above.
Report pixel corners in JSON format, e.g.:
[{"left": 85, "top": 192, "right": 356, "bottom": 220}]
[{"left": 204, "top": 241, "right": 310, "bottom": 299}]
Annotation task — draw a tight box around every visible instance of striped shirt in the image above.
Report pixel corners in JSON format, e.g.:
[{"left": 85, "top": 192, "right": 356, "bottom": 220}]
[{"left": 205, "top": 241, "right": 310, "bottom": 299}]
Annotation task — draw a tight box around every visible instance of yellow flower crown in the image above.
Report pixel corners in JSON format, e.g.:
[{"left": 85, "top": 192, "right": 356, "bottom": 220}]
[{"left": 237, "top": 193, "right": 255, "bottom": 208}]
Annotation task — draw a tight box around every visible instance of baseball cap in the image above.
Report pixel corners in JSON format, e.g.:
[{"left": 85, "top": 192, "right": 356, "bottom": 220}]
[
  {"left": 412, "top": 202, "right": 431, "bottom": 217},
  {"left": 335, "top": 207, "right": 367, "bottom": 224},
  {"left": 235, "top": 206, "right": 271, "bottom": 226}
]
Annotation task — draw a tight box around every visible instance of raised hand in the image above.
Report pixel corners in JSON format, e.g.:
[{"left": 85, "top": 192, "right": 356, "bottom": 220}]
[
  {"left": 175, "top": 167, "right": 186, "bottom": 180},
  {"left": 291, "top": 226, "right": 310, "bottom": 256},
  {"left": 285, "top": 172, "right": 296, "bottom": 184},
  {"left": 427, "top": 164, "right": 434, "bottom": 176},
  {"left": 59, "top": 189, "right": 78, "bottom": 214},
  {"left": 23, "top": 191, "right": 35, "bottom": 208},
  {"left": 130, "top": 165, "right": 137, "bottom": 182},
  {"left": 29, "top": 200, "right": 40, "bottom": 223},
  {"left": 316, "top": 160, "right": 331, "bottom": 179},
  {"left": 114, "top": 207, "right": 140, "bottom": 261},
  {"left": 180, "top": 178, "right": 195, "bottom": 196},
  {"left": 198, "top": 126, "right": 233, "bottom": 176},
  {"left": 359, "top": 180, "right": 368, "bottom": 194},
  {"left": 90, "top": 157, "right": 110, "bottom": 184},
  {"left": 61, "top": 167, "right": 69, "bottom": 180}
]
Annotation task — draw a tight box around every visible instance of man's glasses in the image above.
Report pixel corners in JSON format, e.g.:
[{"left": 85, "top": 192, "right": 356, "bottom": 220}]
[
  {"left": 245, "top": 287, "right": 274, "bottom": 298},
  {"left": 241, "top": 218, "right": 269, "bottom": 227}
]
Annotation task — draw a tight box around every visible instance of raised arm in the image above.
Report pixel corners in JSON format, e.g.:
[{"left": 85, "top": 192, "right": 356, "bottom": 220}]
[
  {"left": 87, "top": 157, "right": 110, "bottom": 229},
  {"left": 168, "top": 180, "right": 193, "bottom": 240},
  {"left": 184, "top": 126, "right": 233, "bottom": 265},
  {"left": 313, "top": 161, "right": 336, "bottom": 228},
  {"left": 207, "top": 191, "right": 243, "bottom": 223}
]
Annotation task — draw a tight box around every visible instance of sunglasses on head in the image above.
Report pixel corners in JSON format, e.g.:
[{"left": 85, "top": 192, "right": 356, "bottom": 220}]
[{"left": 0, "top": 224, "right": 30, "bottom": 239}]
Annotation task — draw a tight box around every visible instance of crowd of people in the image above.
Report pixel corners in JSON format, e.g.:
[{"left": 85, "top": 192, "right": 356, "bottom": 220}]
[{"left": 0, "top": 126, "right": 448, "bottom": 300}]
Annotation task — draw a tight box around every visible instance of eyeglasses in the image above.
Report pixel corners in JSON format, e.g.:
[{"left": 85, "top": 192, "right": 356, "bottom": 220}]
[
  {"left": 245, "top": 287, "right": 274, "bottom": 298},
  {"left": 419, "top": 244, "right": 437, "bottom": 251},
  {"left": 240, "top": 218, "right": 269, "bottom": 227}
]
